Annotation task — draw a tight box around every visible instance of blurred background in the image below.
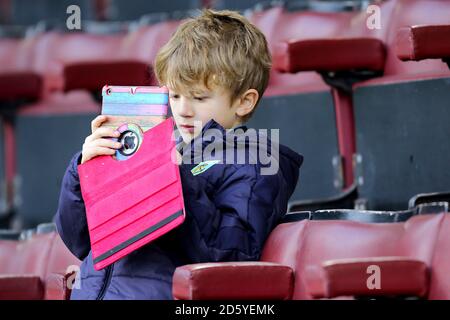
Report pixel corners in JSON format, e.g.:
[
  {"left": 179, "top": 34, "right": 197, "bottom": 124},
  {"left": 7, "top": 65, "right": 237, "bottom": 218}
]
[
  {"left": 0, "top": 0, "right": 372, "bottom": 26},
  {"left": 0, "top": 0, "right": 449, "bottom": 237}
]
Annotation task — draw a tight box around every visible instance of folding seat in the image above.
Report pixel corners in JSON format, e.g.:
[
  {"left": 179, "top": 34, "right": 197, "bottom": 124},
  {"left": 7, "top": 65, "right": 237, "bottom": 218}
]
[
  {"left": 0, "top": 231, "right": 53, "bottom": 299},
  {"left": 275, "top": 0, "right": 450, "bottom": 211},
  {"left": 246, "top": 6, "right": 361, "bottom": 203},
  {"left": 0, "top": 35, "right": 45, "bottom": 224},
  {"left": 1, "top": 213, "right": 438, "bottom": 300},
  {"left": 116, "top": 19, "right": 182, "bottom": 68},
  {"left": 0, "top": 31, "right": 121, "bottom": 228},
  {"left": 13, "top": 18, "right": 186, "bottom": 229},
  {"left": 0, "top": 227, "right": 80, "bottom": 300},
  {"left": 172, "top": 213, "right": 446, "bottom": 300},
  {"left": 398, "top": 24, "right": 450, "bottom": 213},
  {"left": 350, "top": 0, "right": 450, "bottom": 210},
  {"left": 298, "top": 213, "right": 443, "bottom": 299},
  {"left": 271, "top": 10, "right": 386, "bottom": 209},
  {"left": 12, "top": 31, "right": 128, "bottom": 229},
  {"left": 43, "top": 228, "right": 81, "bottom": 300},
  {"left": 395, "top": 24, "right": 450, "bottom": 213},
  {"left": 0, "top": 238, "right": 19, "bottom": 283},
  {"left": 302, "top": 213, "right": 450, "bottom": 300}
]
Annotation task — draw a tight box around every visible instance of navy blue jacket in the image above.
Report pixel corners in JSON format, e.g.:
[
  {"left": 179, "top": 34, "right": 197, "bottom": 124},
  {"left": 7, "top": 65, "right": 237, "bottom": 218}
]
[{"left": 54, "top": 119, "right": 303, "bottom": 300}]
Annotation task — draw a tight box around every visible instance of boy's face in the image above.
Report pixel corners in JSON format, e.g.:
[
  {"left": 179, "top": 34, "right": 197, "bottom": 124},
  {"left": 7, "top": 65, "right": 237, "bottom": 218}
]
[{"left": 169, "top": 84, "right": 242, "bottom": 143}]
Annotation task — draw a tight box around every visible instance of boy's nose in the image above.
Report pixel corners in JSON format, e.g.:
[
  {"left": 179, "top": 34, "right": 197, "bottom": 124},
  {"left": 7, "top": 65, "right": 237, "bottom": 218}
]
[{"left": 177, "top": 97, "right": 195, "bottom": 118}]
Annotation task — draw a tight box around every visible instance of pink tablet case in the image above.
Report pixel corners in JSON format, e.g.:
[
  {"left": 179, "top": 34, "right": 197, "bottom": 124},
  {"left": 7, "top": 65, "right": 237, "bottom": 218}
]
[{"left": 78, "top": 117, "right": 185, "bottom": 271}]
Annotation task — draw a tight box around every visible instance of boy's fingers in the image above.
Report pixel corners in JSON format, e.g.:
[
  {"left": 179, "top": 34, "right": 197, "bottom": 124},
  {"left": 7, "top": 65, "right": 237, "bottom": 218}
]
[
  {"left": 83, "top": 146, "right": 116, "bottom": 162},
  {"left": 91, "top": 138, "right": 122, "bottom": 149},
  {"left": 91, "top": 146, "right": 117, "bottom": 155},
  {"left": 90, "top": 127, "right": 121, "bottom": 141},
  {"left": 81, "top": 146, "right": 115, "bottom": 164},
  {"left": 91, "top": 115, "right": 108, "bottom": 133}
]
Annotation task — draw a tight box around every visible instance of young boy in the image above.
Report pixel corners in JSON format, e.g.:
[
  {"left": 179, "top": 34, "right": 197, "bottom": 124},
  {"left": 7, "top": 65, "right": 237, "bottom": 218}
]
[{"left": 55, "top": 9, "right": 303, "bottom": 300}]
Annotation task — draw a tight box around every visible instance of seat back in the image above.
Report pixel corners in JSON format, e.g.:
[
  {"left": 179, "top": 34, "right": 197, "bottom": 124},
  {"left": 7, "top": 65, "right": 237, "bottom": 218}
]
[
  {"left": 118, "top": 20, "right": 182, "bottom": 67},
  {"left": 15, "top": 92, "right": 98, "bottom": 228},
  {"left": 45, "top": 232, "right": 81, "bottom": 277},
  {"left": 13, "top": 31, "right": 126, "bottom": 228},
  {"left": 261, "top": 213, "right": 446, "bottom": 299},
  {"left": 0, "top": 239, "right": 19, "bottom": 274},
  {"left": 0, "top": 230, "right": 80, "bottom": 277},
  {"left": 292, "top": 219, "right": 403, "bottom": 299},
  {"left": 0, "top": 38, "right": 22, "bottom": 73},
  {"left": 0, "top": 231, "right": 80, "bottom": 300},
  {"left": 4, "top": 233, "right": 54, "bottom": 277},
  {"left": 381, "top": 0, "right": 450, "bottom": 76},
  {"left": 11, "top": 19, "right": 184, "bottom": 228},
  {"left": 247, "top": 7, "right": 360, "bottom": 201}
]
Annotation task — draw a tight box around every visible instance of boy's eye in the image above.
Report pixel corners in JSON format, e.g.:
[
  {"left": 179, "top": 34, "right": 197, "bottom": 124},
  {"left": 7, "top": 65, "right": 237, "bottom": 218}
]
[
  {"left": 170, "top": 94, "right": 179, "bottom": 99},
  {"left": 194, "top": 96, "right": 207, "bottom": 101}
]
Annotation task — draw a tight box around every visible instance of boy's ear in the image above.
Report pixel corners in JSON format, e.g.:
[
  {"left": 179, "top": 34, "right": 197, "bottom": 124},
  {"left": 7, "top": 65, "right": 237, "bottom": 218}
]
[{"left": 235, "top": 89, "right": 259, "bottom": 118}]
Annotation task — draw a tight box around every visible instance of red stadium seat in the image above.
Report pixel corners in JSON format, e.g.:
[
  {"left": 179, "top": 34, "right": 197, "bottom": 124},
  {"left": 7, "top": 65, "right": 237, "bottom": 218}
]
[
  {"left": 0, "top": 230, "right": 80, "bottom": 300},
  {"left": 3, "top": 31, "right": 128, "bottom": 228},
  {"left": 173, "top": 213, "right": 450, "bottom": 300},
  {"left": 0, "top": 18, "right": 175, "bottom": 227},
  {"left": 272, "top": 0, "right": 450, "bottom": 210},
  {"left": 11, "top": 20, "right": 189, "bottom": 228},
  {"left": 117, "top": 20, "right": 182, "bottom": 65},
  {"left": 350, "top": 0, "right": 450, "bottom": 210},
  {"left": 246, "top": 7, "right": 362, "bottom": 203}
]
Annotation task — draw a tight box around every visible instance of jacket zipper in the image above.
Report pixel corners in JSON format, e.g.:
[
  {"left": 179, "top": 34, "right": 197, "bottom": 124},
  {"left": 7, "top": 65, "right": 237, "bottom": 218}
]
[{"left": 96, "top": 264, "right": 114, "bottom": 300}]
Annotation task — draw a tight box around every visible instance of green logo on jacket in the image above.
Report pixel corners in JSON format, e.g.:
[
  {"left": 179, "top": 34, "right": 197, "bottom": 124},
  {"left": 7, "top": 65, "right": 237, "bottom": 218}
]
[{"left": 191, "top": 160, "right": 220, "bottom": 176}]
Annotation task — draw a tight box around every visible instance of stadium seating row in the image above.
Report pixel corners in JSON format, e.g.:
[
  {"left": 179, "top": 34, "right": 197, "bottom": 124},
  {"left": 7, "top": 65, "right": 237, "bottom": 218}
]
[
  {"left": 0, "top": 20, "right": 181, "bottom": 227},
  {"left": 3, "top": 211, "right": 449, "bottom": 300},
  {"left": 173, "top": 212, "right": 450, "bottom": 300}
]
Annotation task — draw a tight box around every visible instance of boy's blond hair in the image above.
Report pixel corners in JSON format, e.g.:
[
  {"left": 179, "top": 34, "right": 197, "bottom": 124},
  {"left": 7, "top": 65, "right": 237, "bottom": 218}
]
[{"left": 154, "top": 9, "right": 272, "bottom": 121}]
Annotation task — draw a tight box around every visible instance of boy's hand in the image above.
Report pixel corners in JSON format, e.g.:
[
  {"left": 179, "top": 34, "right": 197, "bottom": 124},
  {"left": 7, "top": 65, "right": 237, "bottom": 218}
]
[{"left": 81, "top": 115, "right": 122, "bottom": 164}]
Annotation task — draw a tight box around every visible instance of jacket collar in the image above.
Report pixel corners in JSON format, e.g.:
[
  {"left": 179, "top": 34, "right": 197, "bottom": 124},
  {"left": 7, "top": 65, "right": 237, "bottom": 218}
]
[{"left": 176, "top": 119, "right": 247, "bottom": 154}]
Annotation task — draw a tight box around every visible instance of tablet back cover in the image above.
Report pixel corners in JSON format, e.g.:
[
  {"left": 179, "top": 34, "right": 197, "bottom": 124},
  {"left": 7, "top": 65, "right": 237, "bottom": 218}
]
[{"left": 78, "top": 117, "right": 185, "bottom": 270}]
